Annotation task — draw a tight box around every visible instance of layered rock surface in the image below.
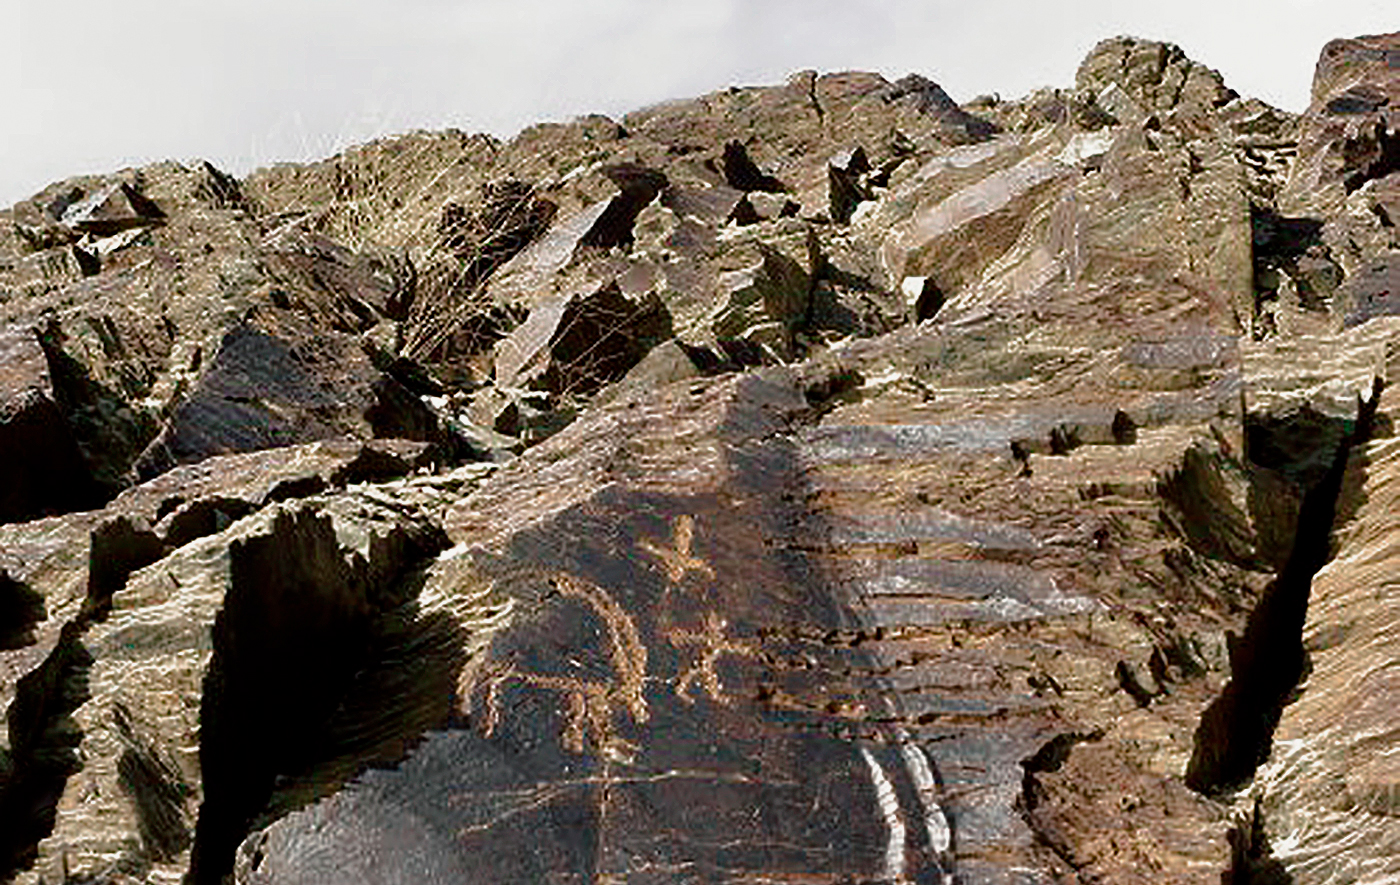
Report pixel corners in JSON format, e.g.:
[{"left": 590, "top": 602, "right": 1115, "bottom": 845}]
[{"left": 2, "top": 28, "right": 1399, "bottom": 885}]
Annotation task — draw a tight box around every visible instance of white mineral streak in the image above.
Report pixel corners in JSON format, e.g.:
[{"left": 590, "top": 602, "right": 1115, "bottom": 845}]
[
  {"left": 860, "top": 746, "right": 908, "bottom": 883},
  {"left": 899, "top": 743, "right": 952, "bottom": 855}
]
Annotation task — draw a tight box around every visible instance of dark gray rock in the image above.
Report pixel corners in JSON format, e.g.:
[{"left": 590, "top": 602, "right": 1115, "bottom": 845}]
[
  {"left": 0, "top": 328, "right": 99, "bottom": 523},
  {"left": 133, "top": 324, "right": 443, "bottom": 480}
]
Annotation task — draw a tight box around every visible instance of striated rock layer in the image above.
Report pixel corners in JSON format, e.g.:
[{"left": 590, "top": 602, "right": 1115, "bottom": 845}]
[{"left": 1, "top": 28, "right": 1399, "bottom": 885}]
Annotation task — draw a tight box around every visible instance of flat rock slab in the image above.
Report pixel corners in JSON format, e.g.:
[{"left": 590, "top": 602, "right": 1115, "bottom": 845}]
[{"left": 240, "top": 374, "right": 962, "bottom": 884}]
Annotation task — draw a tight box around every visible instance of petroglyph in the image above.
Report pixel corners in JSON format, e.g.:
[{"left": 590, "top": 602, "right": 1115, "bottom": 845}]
[
  {"left": 473, "top": 573, "right": 649, "bottom": 760},
  {"left": 667, "top": 610, "right": 760, "bottom": 705},
  {"left": 640, "top": 514, "right": 715, "bottom": 584}
]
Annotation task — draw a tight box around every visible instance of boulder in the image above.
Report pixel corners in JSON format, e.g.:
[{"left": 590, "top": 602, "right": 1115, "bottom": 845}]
[
  {"left": 1076, "top": 36, "right": 1236, "bottom": 131},
  {"left": 0, "top": 328, "right": 99, "bottom": 523},
  {"left": 58, "top": 182, "right": 166, "bottom": 236},
  {"left": 132, "top": 322, "right": 444, "bottom": 481},
  {"left": 493, "top": 281, "right": 672, "bottom": 395},
  {"left": 261, "top": 227, "right": 416, "bottom": 326}
]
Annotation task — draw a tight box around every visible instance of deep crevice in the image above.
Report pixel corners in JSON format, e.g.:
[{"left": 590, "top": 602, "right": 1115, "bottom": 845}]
[
  {"left": 912, "top": 277, "right": 946, "bottom": 323},
  {"left": 186, "top": 509, "right": 374, "bottom": 884},
  {"left": 721, "top": 141, "right": 787, "bottom": 193},
  {"left": 254, "top": 566, "right": 473, "bottom": 827},
  {"left": 0, "top": 571, "right": 46, "bottom": 651},
  {"left": 578, "top": 164, "right": 668, "bottom": 250},
  {"left": 827, "top": 146, "right": 871, "bottom": 225},
  {"left": 1185, "top": 379, "right": 1383, "bottom": 795},
  {"left": 184, "top": 508, "right": 448, "bottom": 884},
  {"left": 0, "top": 333, "right": 105, "bottom": 525},
  {"left": 1250, "top": 206, "right": 1341, "bottom": 334},
  {"left": 87, "top": 515, "right": 167, "bottom": 616}
]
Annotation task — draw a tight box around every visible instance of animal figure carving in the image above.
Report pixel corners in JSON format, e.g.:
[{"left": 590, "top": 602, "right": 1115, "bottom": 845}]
[{"left": 474, "top": 573, "right": 649, "bottom": 760}]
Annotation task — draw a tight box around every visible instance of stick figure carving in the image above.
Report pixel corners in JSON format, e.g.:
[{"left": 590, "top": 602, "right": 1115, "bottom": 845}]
[
  {"left": 667, "top": 610, "right": 759, "bottom": 705},
  {"left": 640, "top": 514, "right": 714, "bottom": 584}
]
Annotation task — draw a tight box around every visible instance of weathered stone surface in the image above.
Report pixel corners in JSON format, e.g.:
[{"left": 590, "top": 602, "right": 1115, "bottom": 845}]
[
  {"left": 1341, "top": 251, "right": 1400, "bottom": 328},
  {"left": 238, "top": 98, "right": 1285, "bottom": 872},
  {"left": 1274, "top": 30, "right": 1400, "bottom": 346},
  {"left": 238, "top": 374, "right": 945, "bottom": 885},
  {"left": 132, "top": 321, "right": 443, "bottom": 480},
  {"left": 477, "top": 199, "right": 618, "bottom": 310},
  {"left": 234, "top": 308, "right": 1262, "bottom": 885},
  {"left": 11, "top": 28, "right": 1400, "bottom": 885}
]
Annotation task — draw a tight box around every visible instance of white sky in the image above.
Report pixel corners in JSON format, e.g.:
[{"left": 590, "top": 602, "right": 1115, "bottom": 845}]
[{"left": 1, "top": 0, "right": 1395, "bottom": 207}]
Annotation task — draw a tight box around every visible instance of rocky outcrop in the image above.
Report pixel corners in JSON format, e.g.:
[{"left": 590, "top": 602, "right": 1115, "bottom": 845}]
[
  {"left": 0, "top": 438, "right": 470, "bottom": 882},
  {"left": 4, "top": 28, "right": 1400, "bottom": 885},
  {"left": 0, "top": 163, "right": 451, "bottom": 515}
]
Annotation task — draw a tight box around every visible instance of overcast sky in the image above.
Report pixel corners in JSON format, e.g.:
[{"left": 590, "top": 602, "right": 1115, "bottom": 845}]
[{"left": 1, "top": 1, "right": 1394, "bottom": 207}]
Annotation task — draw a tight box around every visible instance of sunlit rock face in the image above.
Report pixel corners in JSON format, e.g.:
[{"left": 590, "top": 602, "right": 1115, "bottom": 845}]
[{"left": 3, "top": 28, "right": 1400, "bottom": 885}]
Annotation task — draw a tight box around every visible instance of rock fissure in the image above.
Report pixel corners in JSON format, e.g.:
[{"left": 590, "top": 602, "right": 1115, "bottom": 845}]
[
  {"left": 0, "top": 623, "right": 93, "bottom": 880},
  {"left": 185, "top": 507, "right": 448, "bottom": 884},
  {"left": 1186, "top": 379, "right": 1383, "bottom": 796},
  {"left": 1222, "top": 798, "right": 1293, "bottom": 885}
]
